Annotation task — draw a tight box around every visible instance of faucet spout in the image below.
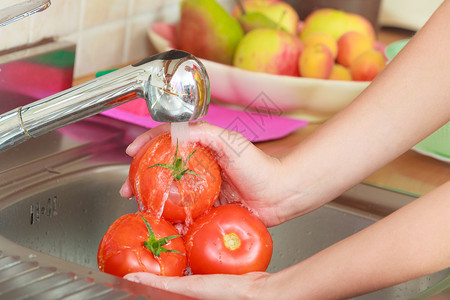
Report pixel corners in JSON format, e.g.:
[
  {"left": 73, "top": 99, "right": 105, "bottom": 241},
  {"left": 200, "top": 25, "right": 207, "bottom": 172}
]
[{"left": 0, "top": 50, "right": 210, "bottom": 152}]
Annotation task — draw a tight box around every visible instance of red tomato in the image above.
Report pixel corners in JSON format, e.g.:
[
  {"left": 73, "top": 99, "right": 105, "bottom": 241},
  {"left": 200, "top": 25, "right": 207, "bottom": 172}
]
[
  {"left": 184, "top": 204, "right": 273, "bottom": 275},
  {"left": 97, "top": 213, "right": 186, "bottom": 277},
  {"left": 129, "top": 132, "right": 221, "bottom": 223}
]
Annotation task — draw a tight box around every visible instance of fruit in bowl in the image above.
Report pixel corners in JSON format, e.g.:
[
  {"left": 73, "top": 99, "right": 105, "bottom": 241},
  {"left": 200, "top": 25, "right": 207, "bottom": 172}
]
[
  {"left": 336, "top": 31, "right": 374, "bottom": 68},
  {"left": 232, "top": 0, "right": 300, "bottom": 35},
  {"left": 178, "top": 0, "right": 244, "bottom": 65},
  {"left": 302, "top": 32, "right": 337, "bottom": 59},
  {"left": 299, "top": 43, "right": 334, "bottom": 79},
  {"left": 300, "top": 8, "right": 375, "bottom": 42},
  {"left": 174, "top": 0, "right": 386, "bottom": 81},
  {"left": 147, "top": 0, "right": 389, "bottom": 119},
  {"left": 350, "top": 50, "right": 386, "bottom": 81},
  {"left": 233, "top": 28, "right": 303, "bottom": 76}
]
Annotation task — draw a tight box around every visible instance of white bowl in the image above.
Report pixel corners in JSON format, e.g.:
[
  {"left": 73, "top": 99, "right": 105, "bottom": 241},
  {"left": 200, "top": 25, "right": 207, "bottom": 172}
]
[{"left": 148, "top": 22, "right": 370, "bottom": 121}]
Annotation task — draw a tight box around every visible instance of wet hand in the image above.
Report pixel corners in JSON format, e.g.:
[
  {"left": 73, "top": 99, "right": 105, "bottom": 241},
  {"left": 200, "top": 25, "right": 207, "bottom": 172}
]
[
  {"left": 124, "top": 271, "right": 270, "bottom": 300},
  {"left": 119, "top": 121, "right": 287, "bottom": 227}
]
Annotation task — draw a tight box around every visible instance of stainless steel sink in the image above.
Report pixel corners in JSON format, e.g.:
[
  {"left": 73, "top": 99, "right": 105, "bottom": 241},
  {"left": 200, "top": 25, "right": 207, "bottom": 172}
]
[{"left": 0, "top": 116, "right": 448, "bottom": 299}]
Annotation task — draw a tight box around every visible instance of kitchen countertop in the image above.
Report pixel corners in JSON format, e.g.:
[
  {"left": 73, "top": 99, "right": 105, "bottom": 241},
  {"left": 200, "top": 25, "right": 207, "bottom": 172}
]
[{"left": 73, "top": 28, "right": 449, "bottom": 198}]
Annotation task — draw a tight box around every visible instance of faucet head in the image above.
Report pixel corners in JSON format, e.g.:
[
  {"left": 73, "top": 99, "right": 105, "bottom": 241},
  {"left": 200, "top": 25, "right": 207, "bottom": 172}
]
[{"left": 133, "top": 50, "right": 210, "bottom": 122}]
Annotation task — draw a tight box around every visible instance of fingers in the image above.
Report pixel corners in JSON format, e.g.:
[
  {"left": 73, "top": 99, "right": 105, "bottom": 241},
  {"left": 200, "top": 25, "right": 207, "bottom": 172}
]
[
  {"left": 119, "top": 177, "right": 133, "bottom": 198},
  {"left": 121, "top": 121, "right": 258, "bottom": 202},
  {"left": 124, "top": 272, "right": 211, "bottom": 298},
  {"left": 125, "top": 121, "right": 251, "bottom": 165},
  {"left": 187, "top": 121, "right": 256, "bottom": 174},
  {"left": 188, "top": 120, "right": 250, "bottom": 157},
  {"left": 123, "top": 271, "right": 270, "bottom": 299},
  {"left": 124, "top": 272, "right": 168, "bottom": 290},
  {"left": 126, "top": 123, "right": 171, "bottom": 157}
]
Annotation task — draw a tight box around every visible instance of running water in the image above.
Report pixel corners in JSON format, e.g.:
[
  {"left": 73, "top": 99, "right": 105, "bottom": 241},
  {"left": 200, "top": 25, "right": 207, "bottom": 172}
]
[
  {"left": 155, "top": 178, "right": 175, "bottom": 218},
  {"left": 171, "top": 122, "right": 190, "bottom": 146}
]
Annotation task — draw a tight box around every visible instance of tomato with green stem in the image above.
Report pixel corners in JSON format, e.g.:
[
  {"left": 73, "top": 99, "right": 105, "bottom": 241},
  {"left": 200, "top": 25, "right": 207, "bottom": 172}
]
[
  {"left": 129, "top": 132, "right": 222, "bottom": 223},
  {"left": 184, "top": 204, "right": 273, "bottom": 275},
  {"left": 97, "top": 213, "right": 186, "bottom": 277}
]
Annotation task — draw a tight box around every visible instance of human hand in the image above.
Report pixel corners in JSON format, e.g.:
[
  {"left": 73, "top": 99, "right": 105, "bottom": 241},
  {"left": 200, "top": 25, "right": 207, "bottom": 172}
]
[
  {"left": 124, "top": 271, "right": 270, "bottom": 299},
  {"left": 120, "top": 121, "right": 287, "bottom": 227}
]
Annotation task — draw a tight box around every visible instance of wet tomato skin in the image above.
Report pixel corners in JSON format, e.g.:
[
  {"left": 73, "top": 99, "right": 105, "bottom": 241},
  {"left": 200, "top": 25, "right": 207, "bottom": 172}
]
[
  {"left": 184, "top": 204, "right": 273, "bottom": 275},
  {"left": 129, "top": 132, "right": 222, "bottom": 223},
  {"left": 97, "top": 213, "right": 186, "bottom": 277}
]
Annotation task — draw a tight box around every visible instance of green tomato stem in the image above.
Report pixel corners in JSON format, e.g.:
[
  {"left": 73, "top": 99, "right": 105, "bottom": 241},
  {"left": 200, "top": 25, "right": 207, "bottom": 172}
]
[
  {"left": 139, "top": 215, "right": 183, "bottom": 257},
  {"left": 148, "top": 139, "right": 203, "bottom": 181}
]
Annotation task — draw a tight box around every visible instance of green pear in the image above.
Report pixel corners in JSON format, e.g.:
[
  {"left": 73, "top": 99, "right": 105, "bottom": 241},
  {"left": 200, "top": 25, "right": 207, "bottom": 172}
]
[
  {"left": 178, "top": 0, "right": 244, "bottom": 65},
  {"left": 237, "top": 11, "right": 278, "bottom": 34}
]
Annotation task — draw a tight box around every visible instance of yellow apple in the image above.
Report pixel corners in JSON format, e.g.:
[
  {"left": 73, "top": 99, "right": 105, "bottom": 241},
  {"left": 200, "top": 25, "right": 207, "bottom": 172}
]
[
  {"left": 233, "top": 28, "right": 304, "bottom": 76},
  {"left": 302, "top": 31, "right": 338, "bottom": 59},
  {"left": 300, "top": 8, "right": 375, "bottom": 42}
]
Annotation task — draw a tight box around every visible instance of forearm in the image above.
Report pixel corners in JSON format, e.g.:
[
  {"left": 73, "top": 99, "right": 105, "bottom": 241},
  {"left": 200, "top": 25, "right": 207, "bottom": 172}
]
[
  {"left": 260, "top": 181, "right": 450, "bottom": 299},
  {"left": 123, "top": 182, "right": 449, "bottom": 300},
  {"left": 277, "top": 0, "right": 450, "bottom": 220}
]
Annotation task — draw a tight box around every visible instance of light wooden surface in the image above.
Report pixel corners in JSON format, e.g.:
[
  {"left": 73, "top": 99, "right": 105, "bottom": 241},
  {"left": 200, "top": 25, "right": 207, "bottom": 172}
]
[{"left": 74, "top": 28, "right": 449, "bottom": 197}]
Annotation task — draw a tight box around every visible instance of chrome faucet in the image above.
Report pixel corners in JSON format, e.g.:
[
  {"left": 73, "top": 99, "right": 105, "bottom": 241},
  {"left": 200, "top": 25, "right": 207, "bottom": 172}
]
[{"left": 0, "top": 50, "right": 210, "bottom": 152}]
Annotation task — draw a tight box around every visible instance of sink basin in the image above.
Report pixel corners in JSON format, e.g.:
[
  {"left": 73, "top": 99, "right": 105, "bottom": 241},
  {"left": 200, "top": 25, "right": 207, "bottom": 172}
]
[{"left": 0, "top": 117, "right": 448, "bottom": 299}]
